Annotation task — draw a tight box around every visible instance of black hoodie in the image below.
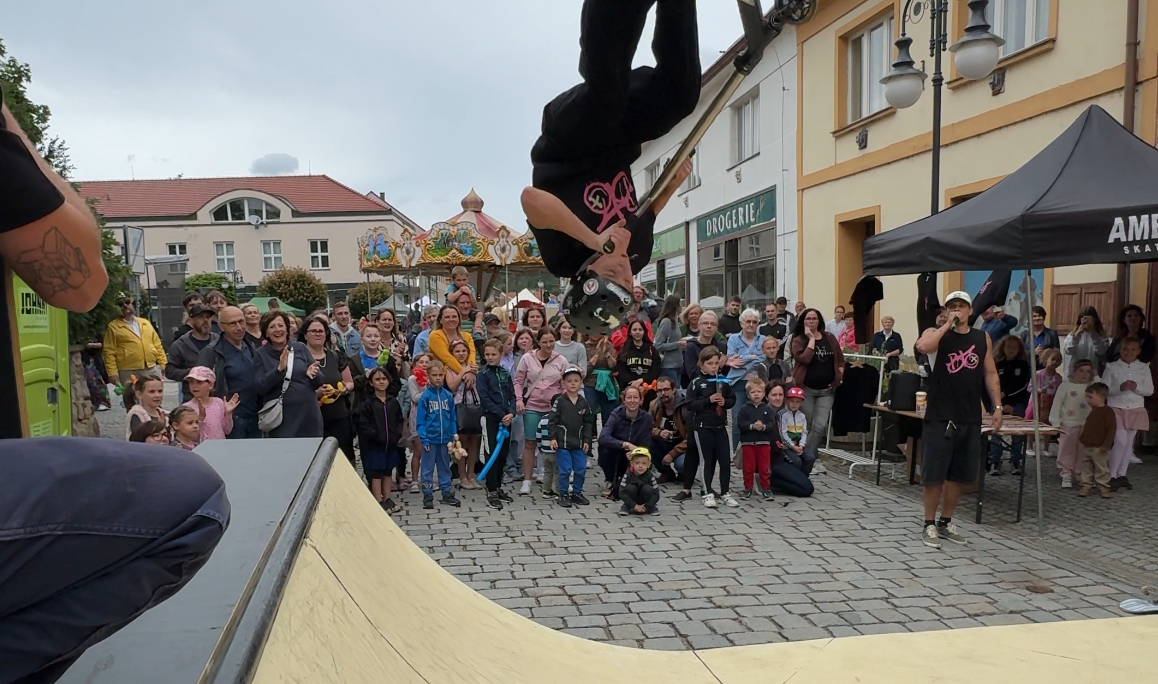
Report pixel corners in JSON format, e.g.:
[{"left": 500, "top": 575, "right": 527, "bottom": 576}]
[
  {"left": 685, "top": 371, "right": 735, "bottom": 429},
  {"left": 547, "top": 391, "right": 596, "bottom": 451},
  {"left": 615, "top": 339, "right": 662, "bottom": 389},
  {"left": 737, "top": 401, "right": 777, "bottom": 446}
]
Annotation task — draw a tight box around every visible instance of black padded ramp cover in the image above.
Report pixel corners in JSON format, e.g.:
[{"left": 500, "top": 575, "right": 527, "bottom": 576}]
[{"left": 58, "top": 438, "right": 322, "bottom": 684}]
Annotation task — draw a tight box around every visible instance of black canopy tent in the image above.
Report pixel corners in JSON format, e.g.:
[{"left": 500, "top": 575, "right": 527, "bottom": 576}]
[
  {"left": 860, "top": 104, "right": 1158, "bottom": 533},
  {"left": 863, "top": 105, "right": 1158, "bottom": 276}
]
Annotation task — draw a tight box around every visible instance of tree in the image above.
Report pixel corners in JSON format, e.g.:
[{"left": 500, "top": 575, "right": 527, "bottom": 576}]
[
  {"left": 66, "top": 228, "right": 137, "bottom": 344},
  {"left": 184, "top": 272, "right": 238, "bottom": 305},
  {"left": 345, "top": 281, "right": 393, "bottom": 320},
  {"left": 1, "top": 38, "right": 73, "bottom": 179},
  {"left": 257, "top": 267, "right": 328, "bottom": 314}
]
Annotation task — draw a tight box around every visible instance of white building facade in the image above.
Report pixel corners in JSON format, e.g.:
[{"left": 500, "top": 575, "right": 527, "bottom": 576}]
[{"left": 632, "top": 23, "right": 798, "bottom": 312}]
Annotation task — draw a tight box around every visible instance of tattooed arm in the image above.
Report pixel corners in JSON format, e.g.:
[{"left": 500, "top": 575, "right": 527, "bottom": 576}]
[{"left": 0, "top": 104, "right": 107, "bottom": 312}]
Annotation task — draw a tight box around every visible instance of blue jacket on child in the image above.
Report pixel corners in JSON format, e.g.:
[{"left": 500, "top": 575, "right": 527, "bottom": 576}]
[{"left": 416, "top": 385, "right": 457, "bottom": 445}]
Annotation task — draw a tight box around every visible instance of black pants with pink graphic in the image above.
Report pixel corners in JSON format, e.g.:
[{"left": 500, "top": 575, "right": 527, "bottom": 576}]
[{"left": 530, "top": 0, "right": 701, "bottom": 278}]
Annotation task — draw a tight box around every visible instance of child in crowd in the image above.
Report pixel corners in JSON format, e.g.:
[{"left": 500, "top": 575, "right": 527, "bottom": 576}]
[
  {"left": 355, "top": 367, "right": 406, "bottom": 514},
  {"left": 548, "top": 366, "right": 595, "bottom": 508},
  {"left": 738, "top": 378, "right": 776, "bottom": 501},
  {"left": 755, "top": 337, "right": 791, "bottom": 385},
  {"left": 1033, "top": 349, "right": 1065, "bottom": 423},
  {"left": 537, "top": 414, "right": 559, "bottom": 500},
  {"left": 405, "top": 352, "right": 430, "bottom": 493},
  {"left": 1077, "top": 382, "right": 1115, "bottom": 499},
  {"left": 478, "top": 338, "right": 517, "bottom": 510},
  {"left": 686, "top": 347, "right": 736, "bottom": 508},
  {"left": 1102, "top": 337, "right": 1153, "bottom": 490},
  {"left": 416, "top": 360, "right": 462, "bottom": 509},
  {"left": 183, "top": 366, "right": 239, "bottom": 442},
  {"left": 129, "top": 419, "right": 169, "bottom": 445},
  {"left": 169, "top": 406, "right": 200, "bottom": 451},
  {"left": 779, "top": 386, "right": 808, "bottom": 461},
  {"left": 445, "top": 265, "right": 477, "bottom": 306},
  {"left": 446, "top": 339, "right": 482, "bottom": 490},
  {"left": 618, "top": 447, "right": 660, "bottom": 516},
  {"left": 1049, "top": 359, "right": 1095, "bottom": 488},
  {"left": 123, "top": 373, "right": 167, "bottom": 440}
]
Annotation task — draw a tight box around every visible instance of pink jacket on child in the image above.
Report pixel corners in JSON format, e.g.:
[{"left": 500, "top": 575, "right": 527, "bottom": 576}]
[{"left": 184, "top": 397, "right": 233, "bottom": 442}]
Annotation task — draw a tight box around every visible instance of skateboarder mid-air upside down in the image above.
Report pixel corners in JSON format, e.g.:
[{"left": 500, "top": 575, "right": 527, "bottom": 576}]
[{"left": 522, "top": 0, "right": 699, "bottom": 333}]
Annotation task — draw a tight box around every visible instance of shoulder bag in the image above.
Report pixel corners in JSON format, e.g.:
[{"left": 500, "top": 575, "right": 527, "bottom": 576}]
[
  {"left": 258, "top": 345, "right": 294, "bottom": 433},
  {"left": 456, "top": 385, "right": 483, "bottom": 435}
]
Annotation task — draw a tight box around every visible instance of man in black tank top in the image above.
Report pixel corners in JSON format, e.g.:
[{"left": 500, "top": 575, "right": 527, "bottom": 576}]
[{"left": 913, "top": 291, "right": 1003, "bottom": 550}]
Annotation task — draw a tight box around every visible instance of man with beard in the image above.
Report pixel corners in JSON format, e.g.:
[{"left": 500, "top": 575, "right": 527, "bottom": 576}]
[
  {"left": 102, "top": 292, "right": 167, "bottom": 389},
  {"left": 165, "top": 303, "right": 218, "bottom": 403}
]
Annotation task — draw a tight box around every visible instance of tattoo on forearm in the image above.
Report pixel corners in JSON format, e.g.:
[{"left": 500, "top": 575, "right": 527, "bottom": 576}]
[{"left": 15, "top": 227, "right": 91, "bottom": 295}]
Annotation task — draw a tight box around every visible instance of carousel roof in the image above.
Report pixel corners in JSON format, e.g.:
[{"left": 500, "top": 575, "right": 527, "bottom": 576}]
[{"left": 359, "top": 189, "right": 544, "bottom": 273}]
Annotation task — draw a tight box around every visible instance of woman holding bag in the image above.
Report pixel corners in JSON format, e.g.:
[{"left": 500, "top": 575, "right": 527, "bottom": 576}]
[
  {"left": 447, "top": 338, "right": 484, "bottom": 489},
  {"left": 255, "top": 310, "right": 324, "bottom": 438},
  {"left": 514, "top": 327, "right": 568, "bottom": 496}
]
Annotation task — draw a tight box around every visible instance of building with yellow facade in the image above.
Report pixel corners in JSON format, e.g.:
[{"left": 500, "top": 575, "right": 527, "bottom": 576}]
[{"left": 798, "top": 0, "right": 1157, "bottom": 342}]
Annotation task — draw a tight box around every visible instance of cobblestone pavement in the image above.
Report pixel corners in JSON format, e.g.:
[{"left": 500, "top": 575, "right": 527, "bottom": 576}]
[
  {"left": 858, "top": 445, "right": 1157, "bottom": 587},
  {"left": 395, "top": 453, "right": 1140, "bottom": 650}
]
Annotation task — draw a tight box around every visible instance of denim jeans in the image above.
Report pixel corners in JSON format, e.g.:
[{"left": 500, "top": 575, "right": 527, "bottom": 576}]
[
  {"left": 420, "top": 443, "right": 453, "bottom": 497},
  {"left": 556, "top": 449, "right": 587, "bottom": 496},
  {"left": 227, "top": 414, "right": 262, "bottom": 440},
  {"left": 800, "top": 386, "right": 835, "bottom": 475},
  {"left": 0, "top": 438, "right": 229, "bottom": 683},
  {"left": 987, "top": 402, "right": 1027, "bottom": 470},
  {"left": 583, "top": 387, "right": 618, "bottom": 432}
]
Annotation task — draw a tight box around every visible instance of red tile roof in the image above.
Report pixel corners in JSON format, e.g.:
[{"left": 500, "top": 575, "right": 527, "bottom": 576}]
[{"left": 78, "top": 175, "right": 391, "bottom": 220}]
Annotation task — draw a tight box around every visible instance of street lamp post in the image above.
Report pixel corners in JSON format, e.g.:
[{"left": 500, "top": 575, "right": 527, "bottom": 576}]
[{"left": 881, "top": 0, "right": 1003, "bottom": 215}]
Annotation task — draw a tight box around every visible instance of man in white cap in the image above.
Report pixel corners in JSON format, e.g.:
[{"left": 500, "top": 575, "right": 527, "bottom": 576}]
[{"left": 914, "top": 290, "right": 1003, "bottom": 550}]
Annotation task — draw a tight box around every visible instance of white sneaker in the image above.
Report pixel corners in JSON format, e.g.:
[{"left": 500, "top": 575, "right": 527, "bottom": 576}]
[
  {"left": 721, "top": 492, "right": 740, "bottom": 508},
  {"left": 1129, "top": 455, "right": 1143, "bottom": 465},
  {"left": 519, "top": 480, "right": 532, "bottom": 496},
  {"left": 534, "top": 473, "right": 544, "bottom": 483},
  {"left": 812, "top": 463, "right": 828, "bottom": 475},
  {"left": 1061, "top": 475, "right": 1072, "bottom": 489},
  {"left": 702, "top": 493, "right": 718, "bottom": 508}
]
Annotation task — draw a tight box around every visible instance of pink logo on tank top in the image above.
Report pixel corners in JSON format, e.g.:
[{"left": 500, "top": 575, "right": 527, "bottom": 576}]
[
  {"left": 945, "top": 345, "right": 980, "bottom": 374},
  {"left": 584, "top": 172, "right": 638, "bottom": 233}
]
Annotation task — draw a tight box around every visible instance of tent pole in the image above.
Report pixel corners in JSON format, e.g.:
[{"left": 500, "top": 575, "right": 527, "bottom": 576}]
[{"left": 1026, "top": 269, "right": 1044, "bottom": 536}]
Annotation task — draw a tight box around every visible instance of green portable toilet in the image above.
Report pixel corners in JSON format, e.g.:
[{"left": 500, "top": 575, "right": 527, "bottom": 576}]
[{"left": 12, "top": 274, "right": 71, "bottom": 437}]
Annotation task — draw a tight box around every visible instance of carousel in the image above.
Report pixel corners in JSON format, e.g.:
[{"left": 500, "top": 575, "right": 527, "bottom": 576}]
[{"left": 358, "top": 189, "right": 544, "bottom": 309}]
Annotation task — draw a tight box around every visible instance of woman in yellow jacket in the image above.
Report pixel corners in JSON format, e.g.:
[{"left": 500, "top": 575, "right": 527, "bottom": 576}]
[
  {"left": 428, "top": 305, "right": 478, "bottom": 387},
  {"left": 102, "top": 294, "right": 167, "bottom": 386}
]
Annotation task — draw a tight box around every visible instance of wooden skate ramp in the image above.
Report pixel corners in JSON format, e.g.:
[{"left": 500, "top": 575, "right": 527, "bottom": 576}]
[{"left": 252, "top": 460, "right": 1154, "bottom": 684}]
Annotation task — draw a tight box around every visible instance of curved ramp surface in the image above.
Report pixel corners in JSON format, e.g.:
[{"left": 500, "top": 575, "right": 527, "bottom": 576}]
[{"left": 254, "top": 460, "right": 1155, "bottom": 684}]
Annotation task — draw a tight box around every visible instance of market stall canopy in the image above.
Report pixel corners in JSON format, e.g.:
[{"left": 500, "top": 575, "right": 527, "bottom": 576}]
[
  {"left": 245, "top": 297, "right": 305, "bottom": 316},
  {"left": 509, "top": 288, "right": 543, "bottom": 308},
  {"left": 861, "top": 105, "right": 1158, "bottom": 276},
  {"left": 359, "top": 190, "right": 544, "bottom": 274},
  {"left": 371, "top": 294, "right": 410, "bottom": 314}
]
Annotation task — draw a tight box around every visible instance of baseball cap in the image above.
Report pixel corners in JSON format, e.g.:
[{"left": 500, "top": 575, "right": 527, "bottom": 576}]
[
  {"left": 945, "top": 290, "right": 973, "bottom": 306},
  {"left": 786, "top": 386, "right": 805, "bottom": 400},
  {"left": 483, "top": 313, "right": 500, "bottom": 326},
  {"left": 188, "top": 303, "right": 213, "bottom": 317},
  {"left": 186, "top": 366, "right": 216, "bottom": 384},
  {"left": 562, "top": 366, "right": 583, "bottom": 379}
]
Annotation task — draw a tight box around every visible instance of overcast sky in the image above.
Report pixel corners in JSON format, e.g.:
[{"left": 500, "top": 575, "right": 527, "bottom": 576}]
[{"left": 8, "top": 0, "right": 745, "bottom": 229}]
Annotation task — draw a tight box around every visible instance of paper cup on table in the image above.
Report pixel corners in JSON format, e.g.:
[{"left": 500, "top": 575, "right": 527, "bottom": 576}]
[{"left": 915, "top": 392, "right": 927, "bottom": 414}]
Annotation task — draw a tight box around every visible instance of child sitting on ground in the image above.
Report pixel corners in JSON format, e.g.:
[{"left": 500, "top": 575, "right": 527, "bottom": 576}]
[
  {"left": 1049, "top": 359, "right": 1095, "bottom": 488},
  {"left": 779, "top": 386, "right": 808, "bottom": 461},
  {"left": 183, "top": 366, "right": 240, "bottom": 442},
  {"left": 416, "top": 360, "right": 462, "bottom": 509},
  {"left": 169, "top": 406, "right": 200, "bottom": 451},
  {"left": 355, "top": 366, "right": 406, "bottom": 514},
  {"left": 548, "top": 366, "right": 596, "bottom": 508},
  {"left": 618, "top": 447, "right": 660, "bottom": 516},
  {"left": 1077, "top": 382, "right": 1115, "bottom": 499},
  {"left": 738, "top": 378, "right": 777, "bottom": 501}
]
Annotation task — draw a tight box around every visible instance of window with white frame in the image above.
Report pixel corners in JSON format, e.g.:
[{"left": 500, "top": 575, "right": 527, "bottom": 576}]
[
  {"left": 986, "top": 0, "right": 1049, "bottom": 56},
  {"left": 261, "top": 240, "right": 282, "bottom": 271},
  {"left": 680, "top": 145, "right": 702, "bottom": 193},
  {"left": 309, "top": 239, "right": 330, "bottom": 269},
  {"left": 645, "top": 160, "right": 662, "bottom": 193},
  {"left": 733, "top": 93, "right": 760, "bottom": 164},
  {"left": 214, "top": 242, "right": 235, "bottom": 272},
  {"left": 211, "top": 198, "right": 281, "bottom": 222},
  {"left": 847, "top": 15, "right": 893, "bottom": 123},
  {"left": 166, "top": 243, "right": 187, "bottom": 274}
]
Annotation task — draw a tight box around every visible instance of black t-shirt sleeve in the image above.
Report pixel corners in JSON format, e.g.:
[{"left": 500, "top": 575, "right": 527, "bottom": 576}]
[{"left": 0, "top": 104, "right": 65, "bottom": 233}]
